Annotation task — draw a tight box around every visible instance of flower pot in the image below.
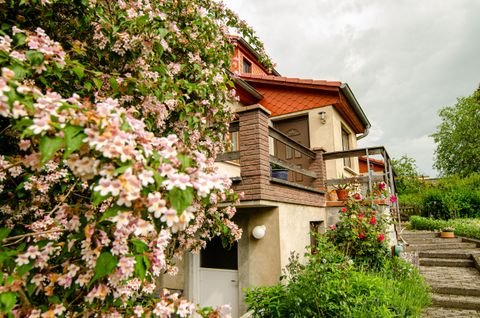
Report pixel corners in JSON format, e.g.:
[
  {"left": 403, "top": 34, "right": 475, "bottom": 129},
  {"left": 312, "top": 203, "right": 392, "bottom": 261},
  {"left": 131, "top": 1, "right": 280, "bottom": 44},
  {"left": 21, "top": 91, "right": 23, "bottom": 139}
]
[
  {"left": 336, "top": 189, "right": 349, "bottom": 201},
  {"left": 271, "top": 169, "right": 289, "bottom": 181},
  {"left": 440, "top": 231, "right": 455, "bottom": 238}
]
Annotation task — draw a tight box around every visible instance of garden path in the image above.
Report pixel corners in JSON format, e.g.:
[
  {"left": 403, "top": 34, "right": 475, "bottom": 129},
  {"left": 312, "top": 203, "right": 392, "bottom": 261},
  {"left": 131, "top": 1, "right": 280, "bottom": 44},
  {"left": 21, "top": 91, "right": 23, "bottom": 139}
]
[{"left": 401, "top": 231, "right": 480, "bottom": 318}]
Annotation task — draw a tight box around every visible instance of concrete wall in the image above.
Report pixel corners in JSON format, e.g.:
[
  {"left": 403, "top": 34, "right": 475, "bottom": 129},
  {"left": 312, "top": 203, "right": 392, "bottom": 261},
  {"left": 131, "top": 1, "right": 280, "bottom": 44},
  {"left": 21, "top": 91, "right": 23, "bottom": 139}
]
[
  {"left": 215, "top": 161, "right": 241, "bottom": 178},
  {"left": 277, "top": 203, "right": 326, "bottom": 267}
]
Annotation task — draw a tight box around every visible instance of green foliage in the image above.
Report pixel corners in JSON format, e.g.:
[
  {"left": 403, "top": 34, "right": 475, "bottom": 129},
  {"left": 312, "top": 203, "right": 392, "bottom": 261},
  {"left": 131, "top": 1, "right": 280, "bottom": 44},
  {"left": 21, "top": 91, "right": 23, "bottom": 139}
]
[
  {"left": 432, "top": 89, "right": 480, "bottom": 177},
  {"left": 392, "top": 155, "right": 424, "bottom": 195},
  {"left": 410, "top": 216, "right": 480, "bottom": 240},
  {"left": 245, "top": 237, "right": 430, "bottom": 318},
  {"left": 328, "top": 198, "right": 390, "bottom": 269}
]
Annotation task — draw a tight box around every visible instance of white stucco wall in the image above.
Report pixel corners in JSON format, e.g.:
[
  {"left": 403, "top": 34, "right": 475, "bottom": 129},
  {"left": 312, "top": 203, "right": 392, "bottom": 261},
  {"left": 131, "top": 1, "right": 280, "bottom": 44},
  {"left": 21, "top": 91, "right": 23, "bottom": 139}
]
[{"left": 277, "top": 202, "right": 326, "bottom": 268}]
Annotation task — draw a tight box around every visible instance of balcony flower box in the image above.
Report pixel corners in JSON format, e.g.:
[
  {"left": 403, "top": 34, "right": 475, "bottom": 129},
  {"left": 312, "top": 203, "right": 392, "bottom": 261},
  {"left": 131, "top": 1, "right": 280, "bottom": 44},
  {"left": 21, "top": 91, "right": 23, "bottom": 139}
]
[{"left": 271, "top": 168, "right": 289, "bottom": 180}]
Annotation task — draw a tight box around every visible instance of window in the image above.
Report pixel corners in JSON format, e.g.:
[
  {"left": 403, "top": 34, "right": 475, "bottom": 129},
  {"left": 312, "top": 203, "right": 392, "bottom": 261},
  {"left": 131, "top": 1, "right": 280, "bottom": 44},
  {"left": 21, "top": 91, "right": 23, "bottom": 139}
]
[
  {"left": 242, "top": 58, "right": 252, "bottom": 73},
  {"left": 342, "top": 128, "right": 352, "bottom": 168},
  {"left": 229, "top": 131, "right": 239, "bottom": 152}
]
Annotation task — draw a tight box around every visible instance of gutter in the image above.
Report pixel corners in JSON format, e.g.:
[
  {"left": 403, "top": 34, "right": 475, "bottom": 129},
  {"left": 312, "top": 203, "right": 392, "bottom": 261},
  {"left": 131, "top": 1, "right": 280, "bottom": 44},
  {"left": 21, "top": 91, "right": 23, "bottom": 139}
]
[
  {"left": 340, "top": 83, "right": 371, "bottom": 140},
  {"left": 229, "top": 72, "right": 264, "bottom": 101}
]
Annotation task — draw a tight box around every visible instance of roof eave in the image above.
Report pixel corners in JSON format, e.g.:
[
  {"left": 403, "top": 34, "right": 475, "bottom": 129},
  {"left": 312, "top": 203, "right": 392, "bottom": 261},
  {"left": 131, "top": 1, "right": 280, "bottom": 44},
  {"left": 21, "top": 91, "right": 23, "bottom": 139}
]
[{"left": 339, "top": 83, "right": 371, "bottom": 137}]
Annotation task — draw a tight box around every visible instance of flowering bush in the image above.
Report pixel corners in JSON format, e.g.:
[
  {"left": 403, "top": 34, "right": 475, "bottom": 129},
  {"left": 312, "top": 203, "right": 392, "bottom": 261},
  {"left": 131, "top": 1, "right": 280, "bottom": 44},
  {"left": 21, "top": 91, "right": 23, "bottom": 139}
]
[
  {"left": 328, "top": 197, "right": 390, "bottom": 268},
  {"left": 0, "top": 1, "right": 271, "bottom": 317}
]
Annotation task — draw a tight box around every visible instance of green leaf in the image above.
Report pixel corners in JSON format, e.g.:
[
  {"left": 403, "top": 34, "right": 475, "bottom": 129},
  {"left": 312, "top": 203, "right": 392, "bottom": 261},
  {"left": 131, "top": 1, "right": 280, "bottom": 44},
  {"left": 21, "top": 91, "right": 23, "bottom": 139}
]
[
  {"left": 168, "top": 187, "right": 194, "bottom": 213},
  {"left": 100, "top": 206, "right": 130, "bottom": 222},
  {"left": 178, "top": 154, "right": 191, "bottom": 169},
  {"left": 134, "top": 255, "right": 146, "bottom": 280},
  {"left": 93, "top": 78, "right": 103, "bottom": 89},
  {"left": 0, "top": 228, "right": 11, "bottom": 241},
  {"left": 109, "top": 77, "right": 119, "bottom": 93},
  {"left": 114, "top": 163, "right": 132, "bottom": 175},
  {"left": 25, "top": 51, "right": 44, "bottom": 66},
  {"left": 131, "top": 239, "right": 148, "bottom": 253},
  {"left": 0, "top": 292, "right": 17, "bottom": 313},
  {"left": 63, "top": 124, "right": 86, "bottom": 158},
  {"left": 16, "top": 262, "right": 33, "bottom": 276},
  {"left": 91, "top": 252, "right": 118, "bottom": 285},
  {"left": 39, "top": 136, "right": 63, "bottom": 164},
  {"left": 91, "top": 190, "right": 110, "bottom": 207},
  {"left": 72, "top": 64, "right": 85, "bottom": 79}
]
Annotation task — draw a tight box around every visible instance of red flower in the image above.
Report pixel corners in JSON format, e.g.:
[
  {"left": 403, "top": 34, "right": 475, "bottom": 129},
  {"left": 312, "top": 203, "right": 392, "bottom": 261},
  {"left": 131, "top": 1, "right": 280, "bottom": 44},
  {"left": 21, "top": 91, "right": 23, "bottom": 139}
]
[
  {"left": 340, "top": 207, "right": 347, "bottom": 213},
  {"left": 377, "top": 233, "right": 385, "bottom": 242},
  {"left": 378, "top": 182, "right": 386, "bottom": 190},
  {"left": 369, "top": 217, "right": 377, "bottom": 225},
  {"left": 329, "top": 224, "right": 337, "bottom": 231},
  {"left": 358, "top": 213, "right": 364, "bottom": 219},
  {"left": 390, "top": 195, "right": 397, "bottom": 203},
  {"left": 358, "top": 232, "right": 365, "bottom": 239},
  {"left": 353, "top": 193, "right": 362, "bottom": 201}
]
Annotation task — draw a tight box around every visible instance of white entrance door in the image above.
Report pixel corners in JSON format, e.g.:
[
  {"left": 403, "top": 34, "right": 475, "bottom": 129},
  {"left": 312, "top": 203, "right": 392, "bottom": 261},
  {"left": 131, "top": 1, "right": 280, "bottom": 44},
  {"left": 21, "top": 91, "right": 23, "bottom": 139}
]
[
  {"left": 199, "top": 268, "right": 238, "bottom": 316},
  {"left": 199, "top": 237, "right": 239, "bottom": 318}
]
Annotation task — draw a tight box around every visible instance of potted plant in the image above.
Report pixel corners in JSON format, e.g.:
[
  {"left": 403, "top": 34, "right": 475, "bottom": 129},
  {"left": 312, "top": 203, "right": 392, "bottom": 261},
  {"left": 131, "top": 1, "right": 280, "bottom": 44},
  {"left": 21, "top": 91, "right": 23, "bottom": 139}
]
[
  {"left": 440, "top": 227, "right": 455, "bottom": 238},
  {"left": 334, "top": 182, "right": 350, "bottom": 201}
]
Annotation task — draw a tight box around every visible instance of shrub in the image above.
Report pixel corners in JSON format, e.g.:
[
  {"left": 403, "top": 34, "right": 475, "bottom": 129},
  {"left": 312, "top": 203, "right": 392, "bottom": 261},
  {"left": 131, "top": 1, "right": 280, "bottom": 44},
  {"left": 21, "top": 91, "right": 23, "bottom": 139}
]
[
  {"left": 328, "top": 197, "right": 390, "bottom": 269},
  {"left": 410, "top": 216, "right": 480, "bottom": 240},
  {"left": 245, "top": 237, "right": 430, "bottom": 318},
  {"left": 0, "top": 1, "right": 271, "bottom": 316}
]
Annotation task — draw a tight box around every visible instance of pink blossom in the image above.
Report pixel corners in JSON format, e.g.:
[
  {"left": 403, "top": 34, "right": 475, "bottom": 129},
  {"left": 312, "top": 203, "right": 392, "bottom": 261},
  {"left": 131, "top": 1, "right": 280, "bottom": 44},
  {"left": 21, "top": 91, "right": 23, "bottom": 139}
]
[
  {"left": 329, "top": 224, "right": 336, "bottom": 231},
  {"left": 390, "top": 195, "right": 397, "bottom": 203},
  {"left": 340, "top": 207, "right": 347, "bottom": 213}
]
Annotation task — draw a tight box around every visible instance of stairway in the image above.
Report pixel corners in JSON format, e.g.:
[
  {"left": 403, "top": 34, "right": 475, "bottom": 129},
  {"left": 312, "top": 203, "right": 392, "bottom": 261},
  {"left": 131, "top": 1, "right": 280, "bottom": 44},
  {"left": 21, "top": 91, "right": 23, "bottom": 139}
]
[{"left": 401, "top": 231, "right": 480, "bottom": 317}]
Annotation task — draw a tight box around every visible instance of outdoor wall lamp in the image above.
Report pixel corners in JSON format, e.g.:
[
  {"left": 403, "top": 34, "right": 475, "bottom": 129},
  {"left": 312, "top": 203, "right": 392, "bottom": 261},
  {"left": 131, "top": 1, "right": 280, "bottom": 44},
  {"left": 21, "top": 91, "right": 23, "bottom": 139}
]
[
  {"left": 318, "top": 111, "right": 327, "bottom": 124},
  {"left": 252, "top": 225, "right": 266, "bottom": 239}
]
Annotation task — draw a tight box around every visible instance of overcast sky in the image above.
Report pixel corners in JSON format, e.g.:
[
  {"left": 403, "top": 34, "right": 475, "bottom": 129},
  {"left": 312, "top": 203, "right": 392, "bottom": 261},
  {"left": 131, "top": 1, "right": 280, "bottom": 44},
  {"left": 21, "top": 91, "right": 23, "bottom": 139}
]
[{"left": 225, "top": 0, "right": 480, "bottom": 177}]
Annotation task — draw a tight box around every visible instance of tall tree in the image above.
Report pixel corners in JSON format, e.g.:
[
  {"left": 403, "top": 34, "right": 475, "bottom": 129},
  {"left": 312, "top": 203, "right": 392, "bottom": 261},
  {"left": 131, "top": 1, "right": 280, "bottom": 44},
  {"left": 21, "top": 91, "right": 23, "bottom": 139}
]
[
  {"left": 392, "top": 155, "right": 423, "bottom": 194},
  {"left": 0, "top": 1, "right": 271, "bottom": 317},
  {"left": 432, "top": 88, "right": 480, "bottom": 176}
]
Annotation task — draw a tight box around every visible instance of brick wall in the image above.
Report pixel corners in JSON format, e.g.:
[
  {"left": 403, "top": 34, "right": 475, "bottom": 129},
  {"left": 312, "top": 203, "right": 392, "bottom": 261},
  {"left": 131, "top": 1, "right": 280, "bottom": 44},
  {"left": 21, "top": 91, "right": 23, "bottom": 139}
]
[{"left": 234, "top": 105, "right": 326, "bottom": 207}]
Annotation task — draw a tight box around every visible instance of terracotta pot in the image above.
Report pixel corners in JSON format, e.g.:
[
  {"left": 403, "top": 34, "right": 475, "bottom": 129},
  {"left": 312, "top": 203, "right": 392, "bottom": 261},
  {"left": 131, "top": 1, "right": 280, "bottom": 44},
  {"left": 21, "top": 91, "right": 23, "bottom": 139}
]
[
  {"left": 327, "top": 190, "right": 338, "bottom": 201},
  {"left": 336, "top": 189, "right": 349, "bottom": 201},
  {"left": 440, "top": 231, "right": 455, "bottom": 238}
]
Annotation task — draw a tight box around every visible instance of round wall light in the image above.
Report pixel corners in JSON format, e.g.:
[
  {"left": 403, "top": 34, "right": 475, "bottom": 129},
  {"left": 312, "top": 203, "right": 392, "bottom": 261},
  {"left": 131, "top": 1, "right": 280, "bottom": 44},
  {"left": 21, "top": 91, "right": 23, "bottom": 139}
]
[{"left": 252, "top": 225, "right": 266, "bottom": 240}]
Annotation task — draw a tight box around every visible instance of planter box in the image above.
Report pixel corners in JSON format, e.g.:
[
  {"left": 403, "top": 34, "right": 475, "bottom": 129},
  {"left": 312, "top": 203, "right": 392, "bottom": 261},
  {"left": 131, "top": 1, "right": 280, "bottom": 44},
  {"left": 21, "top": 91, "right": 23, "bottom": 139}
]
[
  {"left": 271, "top": 169, "right": 288, "bottom": 180},
  {"left": 440, "top": 232, "right": 455, "bottom": 238}
]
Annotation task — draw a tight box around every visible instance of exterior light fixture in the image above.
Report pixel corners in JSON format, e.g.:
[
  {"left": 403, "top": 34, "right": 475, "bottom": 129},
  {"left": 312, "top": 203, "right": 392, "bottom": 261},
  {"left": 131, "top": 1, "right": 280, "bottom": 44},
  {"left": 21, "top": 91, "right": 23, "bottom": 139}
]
[
  {"left": 318, "top": 111, "right": 327, "bottom": 124},
  {"left": 252, "top": 225, "right": 266, "bottom": 239}
]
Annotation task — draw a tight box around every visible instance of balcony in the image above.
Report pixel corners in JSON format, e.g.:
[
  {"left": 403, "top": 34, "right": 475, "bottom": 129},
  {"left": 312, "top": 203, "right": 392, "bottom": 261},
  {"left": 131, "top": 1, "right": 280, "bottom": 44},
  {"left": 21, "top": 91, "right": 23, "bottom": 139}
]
[{"left": 215, "top": 105, "right": 326, "bottom": 207}]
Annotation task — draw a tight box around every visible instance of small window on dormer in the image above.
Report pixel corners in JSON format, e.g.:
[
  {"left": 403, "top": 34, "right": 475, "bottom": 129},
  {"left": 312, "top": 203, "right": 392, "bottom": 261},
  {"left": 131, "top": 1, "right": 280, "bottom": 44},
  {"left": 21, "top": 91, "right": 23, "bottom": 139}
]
[{"left": 242, "top": 58, "right": 252, "bottom": 73}]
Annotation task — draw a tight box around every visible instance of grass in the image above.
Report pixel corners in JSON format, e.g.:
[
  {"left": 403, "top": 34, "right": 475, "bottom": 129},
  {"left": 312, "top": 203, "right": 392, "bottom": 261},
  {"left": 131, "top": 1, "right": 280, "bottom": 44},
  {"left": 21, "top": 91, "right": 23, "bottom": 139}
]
[{"left": 410, "top": 216, "right": 480, "bottom": 240}]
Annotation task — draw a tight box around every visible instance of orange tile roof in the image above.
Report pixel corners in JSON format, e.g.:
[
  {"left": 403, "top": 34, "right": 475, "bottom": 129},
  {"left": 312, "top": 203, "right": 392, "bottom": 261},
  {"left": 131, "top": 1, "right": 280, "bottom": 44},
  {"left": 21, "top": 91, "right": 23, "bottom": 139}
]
[{"left": 239, "top": 74, "right": 343, "bottom": 117}]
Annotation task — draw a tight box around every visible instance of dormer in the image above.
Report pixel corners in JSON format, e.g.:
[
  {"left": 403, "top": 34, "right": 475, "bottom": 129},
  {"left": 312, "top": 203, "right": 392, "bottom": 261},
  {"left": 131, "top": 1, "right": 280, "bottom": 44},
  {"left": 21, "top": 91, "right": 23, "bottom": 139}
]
[{"left": 229, "top": 36, "right": 280, "bottom": 76}]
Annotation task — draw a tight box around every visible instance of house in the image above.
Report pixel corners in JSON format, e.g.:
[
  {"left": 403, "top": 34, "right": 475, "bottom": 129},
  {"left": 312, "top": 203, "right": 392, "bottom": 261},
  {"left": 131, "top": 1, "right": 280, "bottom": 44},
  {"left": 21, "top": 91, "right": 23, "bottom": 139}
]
[{"left": 160, "top": 37, "right": 399, "bottom": 317}]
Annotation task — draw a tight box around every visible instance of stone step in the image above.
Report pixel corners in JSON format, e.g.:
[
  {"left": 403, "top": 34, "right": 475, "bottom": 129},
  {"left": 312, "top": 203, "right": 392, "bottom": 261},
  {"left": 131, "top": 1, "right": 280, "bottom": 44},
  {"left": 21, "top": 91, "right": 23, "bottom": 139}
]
[
  {"left": 406, "top": 242, "right": 478, "bottom": 252},
  {"left": 406, "top": 237, "right": 463, "bottom": 244},
  {"left": 431, "top": 293, "right": 480, "bottom": 310},
  {"left": 401, "top": 231, "right": 439, "bottom": 239},
  {"left": 432, "top": 286, "right": 480, "bottom": 297},
  {"left": 422, "top": 307, "right": 480, "bottom": 317},
  {"left": 420, "top": 258, "right": 474, "bottom": 267},
  {"left": 419, "top": 251, "right": 478, "bottom": 259}
]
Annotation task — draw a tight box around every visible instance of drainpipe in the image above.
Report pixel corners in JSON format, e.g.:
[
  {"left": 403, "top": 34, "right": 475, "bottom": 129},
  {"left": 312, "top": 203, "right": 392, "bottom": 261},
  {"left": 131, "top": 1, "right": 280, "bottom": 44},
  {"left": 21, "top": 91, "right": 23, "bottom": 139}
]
[{"left": 356, "top": 127, "right": 370, "bottom": 140}]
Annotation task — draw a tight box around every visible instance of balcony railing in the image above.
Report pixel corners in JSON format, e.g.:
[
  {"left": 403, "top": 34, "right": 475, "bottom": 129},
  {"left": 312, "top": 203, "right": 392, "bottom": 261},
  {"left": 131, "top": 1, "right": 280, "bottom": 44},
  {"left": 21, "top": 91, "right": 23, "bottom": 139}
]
[{"left": 323, "top": 146, "right": 402, "bottom": 232}]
